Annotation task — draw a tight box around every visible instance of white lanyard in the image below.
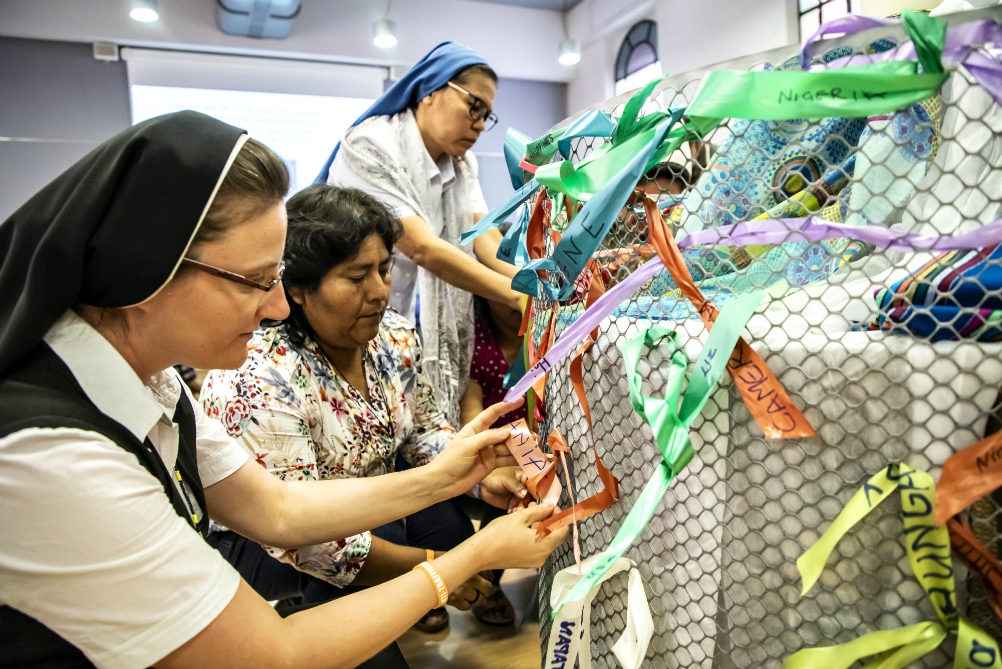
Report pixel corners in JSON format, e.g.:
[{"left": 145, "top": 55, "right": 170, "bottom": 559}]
[{"left": 545, "top": 556, "right": 653, "bottom": 669}]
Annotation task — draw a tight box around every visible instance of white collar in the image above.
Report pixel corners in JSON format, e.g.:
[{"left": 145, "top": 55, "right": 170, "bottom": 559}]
[{"left": 43, "top": 310, "right": 171, "bottom": 442}]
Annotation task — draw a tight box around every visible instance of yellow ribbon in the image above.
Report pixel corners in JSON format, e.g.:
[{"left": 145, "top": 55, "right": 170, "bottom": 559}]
[{"left": 787, "top": 464, "right": 1001, "bottom": 669}]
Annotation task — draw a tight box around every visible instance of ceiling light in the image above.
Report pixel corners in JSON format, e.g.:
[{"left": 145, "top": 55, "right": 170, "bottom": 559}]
[
  {"left": 130, "top": 0, "right": 159, "bottom": 22},
  {"left": 373, "top": 18, "right": 397, "bottom": 48},
  {"left": 559, "top": 39, "right": 581, "bottom": 66}
]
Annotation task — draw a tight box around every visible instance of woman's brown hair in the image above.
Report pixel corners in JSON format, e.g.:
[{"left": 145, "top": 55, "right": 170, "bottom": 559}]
[{"left": 194, "top": 137, "right": 290, "bottom": 245}]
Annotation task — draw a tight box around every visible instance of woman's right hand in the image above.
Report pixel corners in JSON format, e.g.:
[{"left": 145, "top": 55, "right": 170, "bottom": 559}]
[{"left": 469, "top": 502, "right": 569, "bottom": 571}]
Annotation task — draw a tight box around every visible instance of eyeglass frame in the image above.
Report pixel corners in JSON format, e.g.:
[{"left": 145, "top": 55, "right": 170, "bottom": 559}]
[
  {"left": 446, "top": 81, "right": 498, "bottom": 131},
  {"left": 181, "top": 257, "right": 285, "bottom": 292}
]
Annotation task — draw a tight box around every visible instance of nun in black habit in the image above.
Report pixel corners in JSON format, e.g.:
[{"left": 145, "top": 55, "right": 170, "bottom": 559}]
[{"left": 0, "top": 111, "right": 565, "bottom": 669}]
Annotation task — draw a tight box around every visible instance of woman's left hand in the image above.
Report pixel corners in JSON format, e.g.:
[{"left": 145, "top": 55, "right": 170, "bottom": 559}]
[
  {"left": 429, "top": 399, "right": 524, "bottom": 498},
  {"left": 479, "top": 466, "right": 528, "bottom": 510}
]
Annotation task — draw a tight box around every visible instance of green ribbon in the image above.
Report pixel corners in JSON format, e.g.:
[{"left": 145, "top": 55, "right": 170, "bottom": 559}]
[
  {"left": 688, "top": 10, "right": 947, "bottom": 122},
  {"left": 530, "top": 9, "right": 948, "bottom": 204},
  {"left": 552, "top": 291, "right": 766, "bottom": 616},
  {"left": 686, "top": 60, "right": 947, "bottom": 121},
  {"left": 902, "top": 8, "right": 946, "bottom": 76}
]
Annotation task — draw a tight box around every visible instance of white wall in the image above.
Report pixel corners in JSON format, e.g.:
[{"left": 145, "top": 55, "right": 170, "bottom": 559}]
[
  {"left": 563, "top": 0, "right": 799, "bottom": 117},
  {"left": 656, "top": 0, "right": 799, "bottom": 75},
  {"left": 0, "top": 0, "right": 572, "bottom": 83},
  {"left": 565, "top": 0, "right": 655, "bottom": 115}
]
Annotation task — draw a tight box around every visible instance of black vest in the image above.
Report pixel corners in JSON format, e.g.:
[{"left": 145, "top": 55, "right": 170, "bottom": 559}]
[{"left": 0, "top": 344, "right": 208, "bottom": 669}]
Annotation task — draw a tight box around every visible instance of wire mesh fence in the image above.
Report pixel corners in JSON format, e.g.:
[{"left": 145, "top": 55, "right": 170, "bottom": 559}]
[{"left": 524, "top": 7, "right": 1002, "bottom": 668}]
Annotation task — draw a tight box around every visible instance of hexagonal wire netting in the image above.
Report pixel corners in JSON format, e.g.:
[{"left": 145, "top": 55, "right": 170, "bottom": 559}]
[{"left": 525, "top": 7, "right": 1002, "bottom": 669}]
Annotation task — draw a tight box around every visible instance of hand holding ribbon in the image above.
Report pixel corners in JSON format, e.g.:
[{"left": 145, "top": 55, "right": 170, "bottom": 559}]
[{"left": 505, "top": 418, "right": 562, "bottom": 510}]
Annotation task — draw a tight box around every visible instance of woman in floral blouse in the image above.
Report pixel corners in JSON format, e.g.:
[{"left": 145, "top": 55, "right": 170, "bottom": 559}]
[{"left": 201, "top": 185, "right": 526, "bottom": 635}]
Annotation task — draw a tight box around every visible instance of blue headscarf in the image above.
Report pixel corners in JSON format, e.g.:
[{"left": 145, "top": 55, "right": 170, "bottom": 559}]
[{"left": 313, "top": 41, "right": 489, "bottom": 184}]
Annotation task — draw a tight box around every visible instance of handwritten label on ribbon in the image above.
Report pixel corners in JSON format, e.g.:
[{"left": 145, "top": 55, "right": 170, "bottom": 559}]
[
  {"left": 644, "top": 197, "right": 815, "bottom": 439},
  {"left": 935, "top": 430, "right": 1002, "bottom": 526},
  {"left": 788, "top": 463, "right": 1001, "bottom": 669},
  {"left": 545, "top": 556, "right": 652, "bottom": 669},
  {"left": 686, "top": 60, "right": 947, "bottom": 121},
  {"left": 507, "top": 419, "right": 561, "bottom": 509}
]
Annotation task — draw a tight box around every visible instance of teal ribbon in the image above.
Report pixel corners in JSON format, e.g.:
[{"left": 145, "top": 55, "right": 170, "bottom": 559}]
[
  {"left": 461, "top": 178, "right": 539, "bottom": 245},
  {"left": 502, "top": 337, "right": 528, "bottom": 389},
  {"left": 549, "top": 117, "right": 674, "bottom": 299},
  {"left": 504, "top": 127, "right": 533, "bottom": 190},
  {"left": 497, "top": 203, "right": 531, "bottom": 266},
  {"left": 524, "top": 109, "right": 617, "bottom": 167},
  {"left": 553, "top": 291, "right": 766, "bottom": 616},
  {"left": 512, "top": 257, "right": 561, "bottom": 299}
]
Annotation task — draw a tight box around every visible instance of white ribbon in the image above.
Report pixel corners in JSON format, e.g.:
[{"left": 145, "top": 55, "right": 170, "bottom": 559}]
[{"left": 545, "top": 556, "right": 654, "bottom": 669}]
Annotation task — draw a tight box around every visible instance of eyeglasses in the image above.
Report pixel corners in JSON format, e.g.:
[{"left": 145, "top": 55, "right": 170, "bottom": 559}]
[
  {"left": 182, "top": 257, "right": 285, "bottom": 292},
  {"left": 446, "top": 81, "right": 498, "bottom": 131}
]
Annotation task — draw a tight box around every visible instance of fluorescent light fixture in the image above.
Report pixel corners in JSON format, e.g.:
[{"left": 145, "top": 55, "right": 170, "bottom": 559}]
[
  {"left": 373, "top": 18, "right": 397, "bottom": 48},
  {"left": 130, "top": 0, "right": 159, "bottom": 22},
  {"left": 559, "top": 39, "right": 581, "bottom": 66}
]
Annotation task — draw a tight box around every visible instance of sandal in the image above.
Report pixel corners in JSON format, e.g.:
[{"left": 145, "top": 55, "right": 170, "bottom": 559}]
[
  {"left": 473, "top": 586, "right": 515, "bottom": 626},
  {"left": 413, "top": 606, "right": 449, "bottom": 633}
]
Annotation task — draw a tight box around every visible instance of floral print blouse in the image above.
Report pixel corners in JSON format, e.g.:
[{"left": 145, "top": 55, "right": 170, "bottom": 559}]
[{"left": 201, "top": 309, "right": 454, "bottom": 587}]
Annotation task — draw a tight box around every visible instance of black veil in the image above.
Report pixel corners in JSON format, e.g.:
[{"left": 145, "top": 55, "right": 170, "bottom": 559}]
[{"left": 0, "top": 111, "right": 246, "bottom": 376}]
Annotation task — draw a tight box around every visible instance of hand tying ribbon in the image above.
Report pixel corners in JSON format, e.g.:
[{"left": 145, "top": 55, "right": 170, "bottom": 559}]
[
  {"left": 545, "top": 556, "right": 653, "bottom": 669},
  {"left": 553, "top": 290, "right": 767, "bottom": 616},
  {"left": 506, "top": 418, "right": 562, "bottom": 509},
  {"left": 788, "top": 463, "right": 1002, "bottom": 669}
]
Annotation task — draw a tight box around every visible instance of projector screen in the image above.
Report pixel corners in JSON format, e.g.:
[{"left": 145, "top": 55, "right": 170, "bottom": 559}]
[{"left": 131, "top": 84, "right": 374, "bottom": 193}]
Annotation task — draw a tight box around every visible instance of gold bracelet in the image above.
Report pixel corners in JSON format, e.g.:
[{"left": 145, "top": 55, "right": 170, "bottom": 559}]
[
  {"left": 413, "top": 561, "right": 449, "bottom": 607},
  {"left": 426, "top": 548, "right": 435, "bottom": 563}
]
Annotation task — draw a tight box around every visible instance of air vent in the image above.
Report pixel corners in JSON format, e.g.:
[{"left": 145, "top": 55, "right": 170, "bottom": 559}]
[{"left": 215, "top": 0, "right": 301, "bottom": 39}]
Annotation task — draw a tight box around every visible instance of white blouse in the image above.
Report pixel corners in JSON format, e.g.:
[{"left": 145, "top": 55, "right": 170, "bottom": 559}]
[
  {"left": 0, "top": 311, "right": 249, "bottom": 669},
  {"left": 328, "top": 109, "right": 489, "bottom": 322}
]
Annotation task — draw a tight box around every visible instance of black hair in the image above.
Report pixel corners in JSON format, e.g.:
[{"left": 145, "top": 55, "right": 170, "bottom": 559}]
[
  {"left": 644, "top": 160, "right": 690, "bottom": 186},
  {"left": 277, "top": 185, "right": 403, "bottom": 346},
  {"left": 453, "top": 63, "right": 499, "bottom": 86}
]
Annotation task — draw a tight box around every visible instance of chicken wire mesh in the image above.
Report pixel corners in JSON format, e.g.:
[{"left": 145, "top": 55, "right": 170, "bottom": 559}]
[{"left": 522, "top": 8, "right": 1002, "bottom": 669}]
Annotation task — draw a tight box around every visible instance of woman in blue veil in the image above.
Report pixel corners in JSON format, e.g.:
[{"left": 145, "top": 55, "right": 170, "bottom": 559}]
[{"left": 315, "top": 41, "right": 521, "bottom": 629}]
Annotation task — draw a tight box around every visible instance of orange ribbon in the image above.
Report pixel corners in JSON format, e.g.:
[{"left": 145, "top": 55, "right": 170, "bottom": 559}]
[
  {"left": 534, "top": 263, "right": 621, "bottom": 541},
  {"left": 935, "top": 430, "right": 1002, "bottom": 526},
  {"left": 507, "top": 418, "right": 561, "bottom": 510},
  {"left": 643, "top": 196, "right": 816, "bottom": 439},
  {"left": 947, "top": 517, "right": 1002, "bottom": 621},
  {"left": 509, "top": 190, "right": 621, "bottom": 542}
]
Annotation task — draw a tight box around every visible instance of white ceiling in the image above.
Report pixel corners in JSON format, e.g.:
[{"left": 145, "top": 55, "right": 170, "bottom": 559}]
[
  {"left": 0, "top": 0, "right": 576, "bottom": 82},
  {"left": 469, "top": 0, "right": 585, "bottom": 10}
]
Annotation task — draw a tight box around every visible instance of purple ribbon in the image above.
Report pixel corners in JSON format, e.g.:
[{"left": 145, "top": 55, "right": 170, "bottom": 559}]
[
  {"left": 502, "top": 255, "right": 665, "bottom": 403},
  {"left": 800, "top": 15, "right": 896, "bottom": 69},
  {"left": 504, "top": 216, "right": 1002, "bottom": 404},
  {"left": 679, "top": 217, "right": 1002, "bottom": 253},
  {"left": 799, "top": 15, "right": 1002, "bottom": 107}
]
